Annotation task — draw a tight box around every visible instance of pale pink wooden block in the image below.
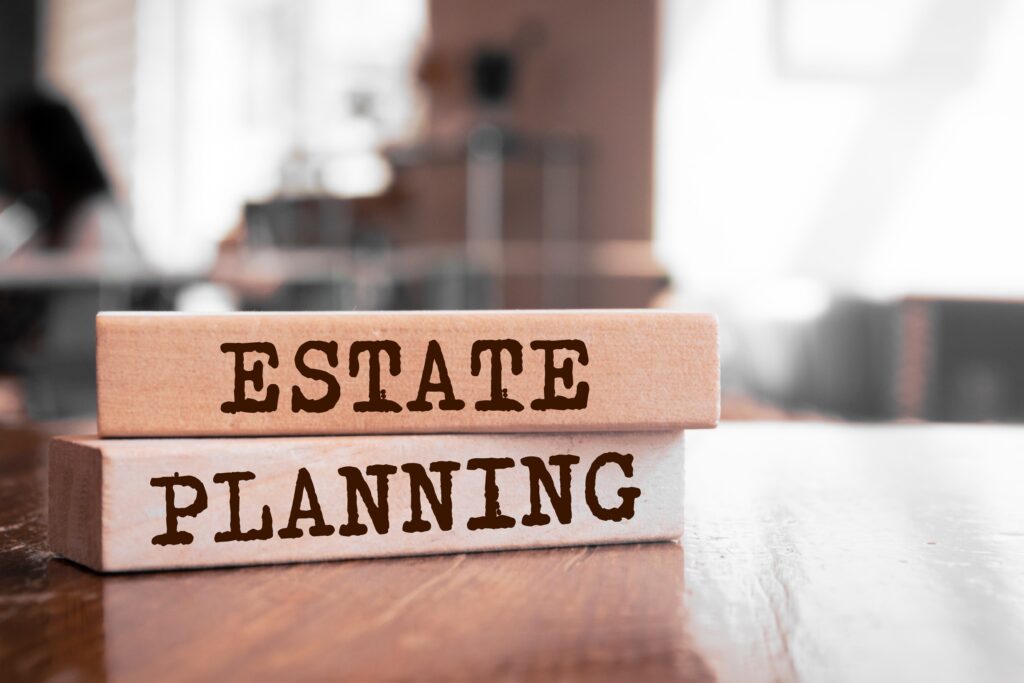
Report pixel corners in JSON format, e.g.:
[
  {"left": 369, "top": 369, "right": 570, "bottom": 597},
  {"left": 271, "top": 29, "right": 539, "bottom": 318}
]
[{"left": 49, "top": 431, "right": 685, "bottom": 572}]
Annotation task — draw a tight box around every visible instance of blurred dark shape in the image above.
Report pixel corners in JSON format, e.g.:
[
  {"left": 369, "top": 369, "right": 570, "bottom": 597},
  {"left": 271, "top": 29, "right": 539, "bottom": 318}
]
[
  {"left": 244, "top": 197, "right": 356, "bottom": 249},
  {"left": 0, "top": 90, "right": 146, "bottom": 419},
  {"left": 0, "top": 0, "right": 35, "bottom": 99},
  {"left": 728, "top": 295, "right": 893, "bottom": 420},
  {"left": 896, "top": 298, "right": 1024, "bottom": 422},
  {"left": 0, "top": 89, "right": 111, "bottom": 353},
  {"left": 732, "top": 295, "right": 1024, "bottom": 422},
  {"left": 472, "top": 49, "right": 515, "bottom": 105},
  {"left": 0, "top": 89, "right": 110, "bottom": 248},
  {"left": 469, "top": 16, "right": 548, "bottom": 107},
  {"left": 0, "top": 291, "right": 46, "bottom": 367}
]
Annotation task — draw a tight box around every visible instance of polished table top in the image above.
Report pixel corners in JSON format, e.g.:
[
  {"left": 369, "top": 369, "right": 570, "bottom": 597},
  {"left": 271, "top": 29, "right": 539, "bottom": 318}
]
[{"left": 1, "top": 422, "right": 1022, "bottom": 682}]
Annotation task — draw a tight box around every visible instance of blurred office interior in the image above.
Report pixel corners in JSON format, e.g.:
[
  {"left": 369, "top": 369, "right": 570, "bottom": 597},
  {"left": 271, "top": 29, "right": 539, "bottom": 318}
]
[{"left": 2, "top": 0, "right": 1024, "bottom": 422}]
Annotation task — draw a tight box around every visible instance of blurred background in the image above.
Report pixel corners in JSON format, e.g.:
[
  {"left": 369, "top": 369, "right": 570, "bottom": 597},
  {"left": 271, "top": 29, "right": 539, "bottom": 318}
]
[{"left": 2, "top": 0, "right": 1023, "bottom": 423}]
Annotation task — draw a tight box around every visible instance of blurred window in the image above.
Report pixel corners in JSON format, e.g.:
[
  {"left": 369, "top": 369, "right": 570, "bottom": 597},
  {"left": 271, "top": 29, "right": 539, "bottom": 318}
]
[
  {"left": 134, "top": 0, "right": 426, "bottom": 269},
  {"left": 657, "top": 0, "right": 1024, "bottom": 298}
]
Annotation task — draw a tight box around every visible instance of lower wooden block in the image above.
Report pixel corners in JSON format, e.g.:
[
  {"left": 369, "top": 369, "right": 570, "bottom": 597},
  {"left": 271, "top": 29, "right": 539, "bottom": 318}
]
[{"left": 49, "top": 431, "right": 685, "bottom": 572}]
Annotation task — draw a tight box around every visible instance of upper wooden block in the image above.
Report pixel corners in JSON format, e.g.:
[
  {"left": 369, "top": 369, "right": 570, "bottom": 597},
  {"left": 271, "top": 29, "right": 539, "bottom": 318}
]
[{"left": 96, "top": 310, "right": 718, "bottom": 437}]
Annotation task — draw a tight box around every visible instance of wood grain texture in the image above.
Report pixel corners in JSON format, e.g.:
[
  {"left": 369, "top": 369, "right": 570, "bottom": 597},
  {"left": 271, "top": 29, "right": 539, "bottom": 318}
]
[
  {"left": 96, "top": 310, "right": 719, "bottom": 437},
  {"left": 11, "top": 421, "right": 1024, "bottom": 682},
  {"left": 49, "top": 431, "right": 685, "bottom": 572},
  {"left": 47, "top": 439, "right": 102, "bottom": 570}
]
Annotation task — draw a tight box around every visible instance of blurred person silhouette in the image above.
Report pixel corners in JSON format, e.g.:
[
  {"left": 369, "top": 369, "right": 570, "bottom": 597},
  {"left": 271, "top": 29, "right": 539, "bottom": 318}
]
[
  {"left": 0, "top": 90, "right": 141, "bottom": 418},
  {"left": 0, "top": 88, "right": 137, "bottom": 261}
]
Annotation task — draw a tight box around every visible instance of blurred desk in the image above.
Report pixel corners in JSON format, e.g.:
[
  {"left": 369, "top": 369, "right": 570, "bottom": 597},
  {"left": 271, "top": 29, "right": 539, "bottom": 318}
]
[
  {"left": 0, "top": 248, "right": 456, "bottom": 290},
  {"left": 0, "top": 241, "right": 666, "bottom": 308},
  {"left": 2, "top": 423, "right": 1022, "bottom": 682}
]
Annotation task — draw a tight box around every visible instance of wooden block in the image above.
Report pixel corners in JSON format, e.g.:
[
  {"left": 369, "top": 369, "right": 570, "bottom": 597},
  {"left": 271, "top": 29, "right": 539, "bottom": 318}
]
[
  {"left": 49, "top": 431, "right": 685, "bottom": 572},
  {"left": 96, "top": 310, "right": 718, "bottom": 437}
]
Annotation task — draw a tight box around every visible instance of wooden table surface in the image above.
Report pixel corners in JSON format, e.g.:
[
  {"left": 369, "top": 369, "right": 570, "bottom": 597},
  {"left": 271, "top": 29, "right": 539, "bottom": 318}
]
[{"left": 2, "top": 422, "right": 1023, "bottom": 682}]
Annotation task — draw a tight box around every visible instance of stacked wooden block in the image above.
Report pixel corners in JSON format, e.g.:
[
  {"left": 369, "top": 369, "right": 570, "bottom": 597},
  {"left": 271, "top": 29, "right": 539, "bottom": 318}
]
[{"left": 49, "top": 311, "right": 719, "bottom": 571}]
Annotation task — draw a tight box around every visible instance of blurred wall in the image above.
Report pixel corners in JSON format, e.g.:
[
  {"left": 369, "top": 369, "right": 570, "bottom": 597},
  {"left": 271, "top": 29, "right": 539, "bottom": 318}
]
[{"left": 429, "top": 0, "right": 658, "bottom": 243}]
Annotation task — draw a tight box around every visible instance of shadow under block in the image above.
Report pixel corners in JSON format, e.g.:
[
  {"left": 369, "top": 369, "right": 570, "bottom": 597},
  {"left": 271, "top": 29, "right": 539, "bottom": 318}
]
[
  {"left": 49, "top": 431, "right": 685, "bottom": 572},
  {"left": 96, "top": 310, "right": 718, "bottom": 437}
]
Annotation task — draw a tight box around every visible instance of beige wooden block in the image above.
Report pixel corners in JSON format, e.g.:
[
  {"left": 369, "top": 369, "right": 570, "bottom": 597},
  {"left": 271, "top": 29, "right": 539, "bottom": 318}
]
[
  {"left": 48, "top": 431, "right": 685, "bottom": 572},
  {"left": 96, "top": 310, "right": 718, "bottom": 437}
]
